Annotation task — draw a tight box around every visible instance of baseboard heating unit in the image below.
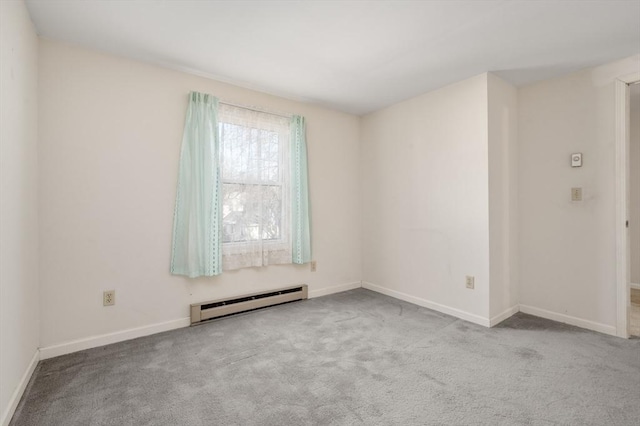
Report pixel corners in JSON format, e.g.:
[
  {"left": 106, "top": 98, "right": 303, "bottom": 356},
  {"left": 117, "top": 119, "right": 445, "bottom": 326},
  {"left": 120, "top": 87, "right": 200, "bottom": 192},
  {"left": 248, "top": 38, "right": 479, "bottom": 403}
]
[{"left": 190, "top": 284, "right": 308, "bottom": 325}]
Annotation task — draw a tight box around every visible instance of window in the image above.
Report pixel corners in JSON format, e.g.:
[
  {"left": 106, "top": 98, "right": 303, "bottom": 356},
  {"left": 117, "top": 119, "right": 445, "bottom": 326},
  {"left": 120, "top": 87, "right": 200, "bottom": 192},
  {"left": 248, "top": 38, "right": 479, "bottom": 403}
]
[
  {"left": 218, "top": 103, "right": 292, "bottom": 269},
  {"left": 171, "top": 92, "right": 309, "bottom": 278}
]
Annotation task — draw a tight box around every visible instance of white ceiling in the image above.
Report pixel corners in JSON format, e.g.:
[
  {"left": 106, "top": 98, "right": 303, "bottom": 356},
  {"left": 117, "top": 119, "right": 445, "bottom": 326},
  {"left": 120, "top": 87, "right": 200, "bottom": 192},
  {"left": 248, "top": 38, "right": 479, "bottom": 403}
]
[{"left": 25, "top": 0, "right": 640, "bottom": 115}]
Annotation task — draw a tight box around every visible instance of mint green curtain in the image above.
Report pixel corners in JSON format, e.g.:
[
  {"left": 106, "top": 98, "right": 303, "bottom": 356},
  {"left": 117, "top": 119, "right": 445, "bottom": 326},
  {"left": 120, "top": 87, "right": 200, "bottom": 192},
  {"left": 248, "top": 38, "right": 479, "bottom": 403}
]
[
  {"left": 291, "top": 116, "right": 311, "bottom": 264},
  {"left": 171, "top": 92, "right": 222, "bottom": 277}
]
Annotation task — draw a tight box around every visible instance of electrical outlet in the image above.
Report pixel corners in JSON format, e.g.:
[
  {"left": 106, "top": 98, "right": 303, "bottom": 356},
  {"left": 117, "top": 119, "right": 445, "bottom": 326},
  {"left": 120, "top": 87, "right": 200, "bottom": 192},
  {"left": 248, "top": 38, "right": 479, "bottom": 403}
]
[
  {"left": 465, "top": 276, "right": 475, "bottom": 289},
  {"left": 571, "top": 187, "right": 582, "bottom": 202},
  {"left": 103, "top": 290, "right": 115, "bottom": 306},
  {"left": 310, "top": 261, "right": 317, "bottom": 272}
]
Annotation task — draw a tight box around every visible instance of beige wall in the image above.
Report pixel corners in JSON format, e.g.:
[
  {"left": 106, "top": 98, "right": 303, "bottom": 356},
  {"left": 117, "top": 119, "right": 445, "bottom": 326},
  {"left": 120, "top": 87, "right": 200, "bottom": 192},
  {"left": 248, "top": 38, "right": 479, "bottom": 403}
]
[
  {"left": 0, "top": 1, "right": 40, "bottom": 424},
  {"left": 38, "top": 40, "right": 362, "bottom": 349},
  {"left": 361, "top": 74, "right": 492, "bottom": 322},
  {"left": 631, "top": 84, "right": 640, "bottom": 285},
  {"left": 488, "top": 74, "right": 519, "bottom": 319},
  {"left": 518, "top": 56, "right": 640, "bottom": 332}
]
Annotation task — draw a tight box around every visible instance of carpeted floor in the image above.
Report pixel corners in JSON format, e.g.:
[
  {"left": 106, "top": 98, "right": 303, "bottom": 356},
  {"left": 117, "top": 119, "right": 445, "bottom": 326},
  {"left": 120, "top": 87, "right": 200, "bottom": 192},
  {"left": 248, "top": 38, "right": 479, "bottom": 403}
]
[{"left": 11, "top": 289, "right": 640, "bottom": 425}]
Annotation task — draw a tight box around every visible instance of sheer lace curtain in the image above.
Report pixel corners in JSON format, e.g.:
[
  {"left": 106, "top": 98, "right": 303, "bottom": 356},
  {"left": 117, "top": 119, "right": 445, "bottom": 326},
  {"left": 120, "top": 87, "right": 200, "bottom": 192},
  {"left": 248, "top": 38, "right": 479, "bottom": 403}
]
[{"left": 218, "top": 103, "right": 292, "bottom": 270}]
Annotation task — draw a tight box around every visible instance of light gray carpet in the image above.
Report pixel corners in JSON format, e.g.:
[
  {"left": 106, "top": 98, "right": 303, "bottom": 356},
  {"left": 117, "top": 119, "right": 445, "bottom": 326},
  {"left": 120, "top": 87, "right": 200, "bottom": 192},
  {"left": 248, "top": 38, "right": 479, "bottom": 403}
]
[{"left": 11, "top": 289, "right": 640, "bottom": 425}]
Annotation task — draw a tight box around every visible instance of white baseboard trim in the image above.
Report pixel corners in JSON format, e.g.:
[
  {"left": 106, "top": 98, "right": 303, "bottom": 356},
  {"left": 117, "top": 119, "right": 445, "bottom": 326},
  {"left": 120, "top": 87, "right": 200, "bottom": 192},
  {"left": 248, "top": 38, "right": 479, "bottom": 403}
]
[
  {"left": 490, "top": 305, "right": 520, "bottom": 327},
  {"left": 39, "top": 317, "right": 191, "bottom": 360},
  {"left": 362, "top": 281, "right": 491, "bottom": 327},
  {"left": 308, "top": 281, "right": 362, "bottom": 298},
  {"left": 39, "top": 282, "right": 362, "bottom": 360},
  {"left": 35, "top": 283, "right": 624, "bottom": 362},
  {"left": 519, "top": 304, "right": 617, "bottom": 336},
  {"left": 1, "top": 349, "right": 39, "bottom": 426},
  {"left": 631, "top": 283, "right": 640, "bottom": 290}
]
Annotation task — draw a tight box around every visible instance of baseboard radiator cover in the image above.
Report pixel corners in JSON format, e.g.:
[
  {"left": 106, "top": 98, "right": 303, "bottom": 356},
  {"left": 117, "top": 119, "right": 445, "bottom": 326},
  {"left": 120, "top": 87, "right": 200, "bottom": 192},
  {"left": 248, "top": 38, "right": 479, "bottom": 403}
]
[{"left": 190, "top": 284, "right": 308, "bottom": 325}]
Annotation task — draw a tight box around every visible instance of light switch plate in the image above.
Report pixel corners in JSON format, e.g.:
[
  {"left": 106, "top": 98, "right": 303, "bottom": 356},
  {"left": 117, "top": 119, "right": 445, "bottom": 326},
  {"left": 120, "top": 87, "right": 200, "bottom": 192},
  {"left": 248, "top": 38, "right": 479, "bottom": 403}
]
[{"left": 571, "top": 153, "right": 582, "bottom": 167}]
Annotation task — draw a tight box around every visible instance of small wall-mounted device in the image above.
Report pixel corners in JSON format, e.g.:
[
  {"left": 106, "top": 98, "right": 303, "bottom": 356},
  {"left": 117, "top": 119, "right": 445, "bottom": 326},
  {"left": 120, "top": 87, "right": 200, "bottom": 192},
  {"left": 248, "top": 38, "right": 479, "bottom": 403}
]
[
  {"left": 571, "top": 153, "right": 582, "bottom": 167},
  {"left": 571, "top": 187, "right": 583, "bottom": 202}
]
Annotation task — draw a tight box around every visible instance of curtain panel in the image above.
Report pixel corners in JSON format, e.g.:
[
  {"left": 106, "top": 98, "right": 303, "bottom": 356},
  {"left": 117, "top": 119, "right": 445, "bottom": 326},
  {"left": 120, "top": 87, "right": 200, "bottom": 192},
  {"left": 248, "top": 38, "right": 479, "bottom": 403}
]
[
  {"left": 291, "top": 116, "right": 311, "bottom": 264},
  {"left": 171, "top": 92, "right": 222, "bottom": 277}
]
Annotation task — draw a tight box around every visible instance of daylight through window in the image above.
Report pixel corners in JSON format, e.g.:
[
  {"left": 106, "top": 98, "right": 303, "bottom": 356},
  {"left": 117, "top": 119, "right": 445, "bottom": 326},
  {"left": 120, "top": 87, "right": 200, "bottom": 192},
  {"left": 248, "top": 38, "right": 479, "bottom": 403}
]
[{"left": 218, "top": 103, "right": 292, "bottom": 269}]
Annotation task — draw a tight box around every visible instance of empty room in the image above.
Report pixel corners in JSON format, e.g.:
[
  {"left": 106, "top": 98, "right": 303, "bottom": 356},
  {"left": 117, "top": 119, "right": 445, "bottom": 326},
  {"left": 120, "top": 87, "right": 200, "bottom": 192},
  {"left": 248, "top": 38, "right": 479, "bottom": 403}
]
[{"left": 2, "top": 0, "right": 640, "bottom": 425}]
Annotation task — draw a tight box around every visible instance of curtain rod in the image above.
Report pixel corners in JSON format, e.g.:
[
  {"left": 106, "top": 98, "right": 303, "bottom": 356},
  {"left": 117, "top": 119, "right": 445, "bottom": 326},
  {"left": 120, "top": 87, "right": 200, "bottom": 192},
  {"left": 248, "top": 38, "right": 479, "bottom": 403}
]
[{"left": 218, "top": 100, "right": 293, "bottom": 119}]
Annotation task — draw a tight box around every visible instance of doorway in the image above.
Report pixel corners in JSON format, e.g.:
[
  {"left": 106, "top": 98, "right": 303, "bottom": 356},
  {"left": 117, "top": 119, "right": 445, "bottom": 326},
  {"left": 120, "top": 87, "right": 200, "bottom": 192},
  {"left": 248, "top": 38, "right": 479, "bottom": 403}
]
[
  {"left": 629, "top": 83, "right": 640, "bottom": 337},
  {"left": 616, "top": 75, "right": 640, "bottom": 338}
]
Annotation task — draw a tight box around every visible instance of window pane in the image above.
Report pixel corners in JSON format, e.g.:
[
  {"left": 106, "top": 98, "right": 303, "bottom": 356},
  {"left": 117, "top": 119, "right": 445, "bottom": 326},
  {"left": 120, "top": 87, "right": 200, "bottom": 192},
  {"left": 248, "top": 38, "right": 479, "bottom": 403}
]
[
  {"left": 222, "top": 184, "right": 282, "bottom": 243},
  {"left": 222, "top": 183, "right": 261, "bottom": 243},
  {"left": 262, "top": 186, "right": 282, "bottom": 241},
  {"left": 220, "top": 123, "right": 280, "bottom": 183},
  {"left": 220, "top": 123, "right": 259, "bottom": 182},
  {"left": 261, "top": 131, "right": 280, "bottom": 182}
]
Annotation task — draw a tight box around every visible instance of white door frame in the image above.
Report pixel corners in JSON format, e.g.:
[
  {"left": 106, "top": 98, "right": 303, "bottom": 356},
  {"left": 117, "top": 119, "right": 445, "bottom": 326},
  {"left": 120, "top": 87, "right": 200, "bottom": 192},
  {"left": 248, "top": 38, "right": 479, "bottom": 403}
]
[{"left": 615, "top": 72, "right": 640, "bottom": 338}]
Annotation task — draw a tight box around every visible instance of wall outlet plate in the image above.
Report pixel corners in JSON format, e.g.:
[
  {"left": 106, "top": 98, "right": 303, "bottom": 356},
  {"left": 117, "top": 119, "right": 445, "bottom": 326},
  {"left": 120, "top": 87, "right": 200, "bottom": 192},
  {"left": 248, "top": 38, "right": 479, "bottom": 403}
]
[
  {"left": 103, "top": 290, "right": 115, "bottom": 306},
  {"left": 465, "top": 276, "right": 475, "bottom": 289},
  {"left": 571, "top": 187, "right": 582, "bottom": 202},
  {"left": 310, "top": 261, "right": 317, "bottom": 272}
]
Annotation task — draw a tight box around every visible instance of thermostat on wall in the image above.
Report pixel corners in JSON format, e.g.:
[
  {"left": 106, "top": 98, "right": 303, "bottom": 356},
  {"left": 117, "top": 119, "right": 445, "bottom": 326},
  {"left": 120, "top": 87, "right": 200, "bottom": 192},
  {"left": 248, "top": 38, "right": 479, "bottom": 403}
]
[{"left": 571, "top": 153, "right": 582, "bottom": 167}]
